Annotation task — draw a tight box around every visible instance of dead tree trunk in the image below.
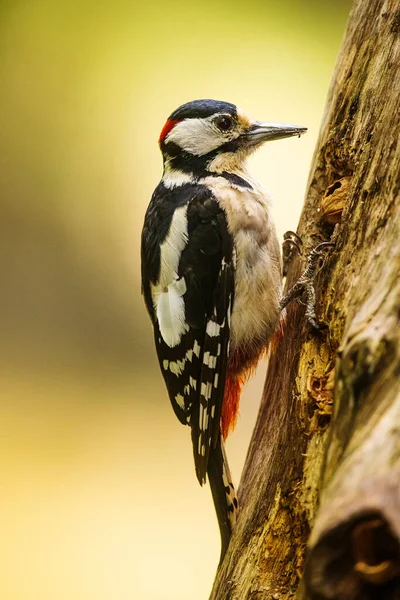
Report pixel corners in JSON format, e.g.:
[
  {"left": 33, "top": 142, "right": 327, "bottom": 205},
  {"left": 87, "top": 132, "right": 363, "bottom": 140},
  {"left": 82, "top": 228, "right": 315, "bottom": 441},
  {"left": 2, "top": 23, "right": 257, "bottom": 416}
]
[{"left": 210, "top": 0, "right": 400, "bottom": 598}]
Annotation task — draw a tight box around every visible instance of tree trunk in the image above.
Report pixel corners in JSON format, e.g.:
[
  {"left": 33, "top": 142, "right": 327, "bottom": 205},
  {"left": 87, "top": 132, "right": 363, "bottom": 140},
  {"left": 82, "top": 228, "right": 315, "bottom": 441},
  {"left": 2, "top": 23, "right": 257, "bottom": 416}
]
[{"left": 210, "top": 0, "right": 400, "bottom": 598}]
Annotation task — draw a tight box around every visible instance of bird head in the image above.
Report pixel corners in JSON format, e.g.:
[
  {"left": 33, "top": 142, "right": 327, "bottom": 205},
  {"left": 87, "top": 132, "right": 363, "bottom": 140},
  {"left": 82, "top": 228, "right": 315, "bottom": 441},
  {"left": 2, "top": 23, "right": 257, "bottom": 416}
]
[{"left": 158, "top": 99, "right": 307, "bottom": 177}]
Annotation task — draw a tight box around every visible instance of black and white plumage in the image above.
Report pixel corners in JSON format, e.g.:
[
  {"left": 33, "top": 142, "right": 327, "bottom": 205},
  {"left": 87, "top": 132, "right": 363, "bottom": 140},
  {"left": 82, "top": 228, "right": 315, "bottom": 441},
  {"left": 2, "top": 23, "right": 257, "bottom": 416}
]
[
  {"left": 142, "top": 181, "right": 234, "bottom": 482},
  {"left": 141, "top": 99, "right": 306, "bottom": 562}
]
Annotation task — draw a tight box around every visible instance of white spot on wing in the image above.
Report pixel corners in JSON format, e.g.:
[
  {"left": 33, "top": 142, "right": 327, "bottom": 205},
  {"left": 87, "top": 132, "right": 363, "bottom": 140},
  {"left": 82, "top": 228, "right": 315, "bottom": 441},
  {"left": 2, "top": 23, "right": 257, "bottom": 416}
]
[
  {"left": 175, "top": 393, "right": 185, "bottom": 410},
  {"left": 203, "top": 351, "right": 217, "bottom": 369},
  {"left": 193, "top": 340, "right": 201, "bottom": 357},
  {"left": 199, "top": 404, "right": 205, "bottom": 432},
  {"left": 203, "top": 413, "right": 209, "bottom": 429},
  {"left": 169, "top": 359, "right": 185, "bottom": 376},
  {"left": 206, "top": 320, "right": 221, "bottom": 337},
  {"left": 201, "top": 382, "right": 212, "bottom": 401}
]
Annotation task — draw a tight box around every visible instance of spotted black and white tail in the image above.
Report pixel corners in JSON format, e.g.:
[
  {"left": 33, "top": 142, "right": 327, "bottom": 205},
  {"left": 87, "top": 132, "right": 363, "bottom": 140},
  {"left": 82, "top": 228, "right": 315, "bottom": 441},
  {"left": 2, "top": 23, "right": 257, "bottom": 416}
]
[{"left": 207, "top": 433, "right": 238, "bottom": 564}]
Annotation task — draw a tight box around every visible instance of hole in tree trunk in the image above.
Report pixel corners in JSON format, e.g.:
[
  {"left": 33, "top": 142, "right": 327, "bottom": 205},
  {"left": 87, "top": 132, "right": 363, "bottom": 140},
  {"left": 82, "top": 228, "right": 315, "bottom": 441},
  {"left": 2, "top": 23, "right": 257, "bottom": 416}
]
[{"left": 305, "top": 512, "right": 400, "bottom": 599}]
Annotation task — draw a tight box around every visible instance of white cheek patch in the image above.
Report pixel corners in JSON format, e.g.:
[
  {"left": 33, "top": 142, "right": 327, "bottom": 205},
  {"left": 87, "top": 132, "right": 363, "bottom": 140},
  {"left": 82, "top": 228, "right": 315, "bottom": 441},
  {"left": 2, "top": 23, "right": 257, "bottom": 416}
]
[{"left": 166, "top": 116, "right": 238, "bottom": 156}]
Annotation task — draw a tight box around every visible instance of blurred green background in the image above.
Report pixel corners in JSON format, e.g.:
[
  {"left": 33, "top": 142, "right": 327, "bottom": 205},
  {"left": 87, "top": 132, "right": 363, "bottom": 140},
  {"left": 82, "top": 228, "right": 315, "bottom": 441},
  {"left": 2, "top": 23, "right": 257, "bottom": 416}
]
[{"left": 0, "top": 1, "right": 351, "bottom": 598}]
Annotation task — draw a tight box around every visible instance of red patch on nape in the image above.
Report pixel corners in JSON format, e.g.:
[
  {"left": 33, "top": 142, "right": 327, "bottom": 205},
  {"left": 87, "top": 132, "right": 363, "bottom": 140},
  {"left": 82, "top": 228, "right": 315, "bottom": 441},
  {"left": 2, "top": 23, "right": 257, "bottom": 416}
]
[{"left": 158, "top": 119, "right": 181, "bottom": 145}]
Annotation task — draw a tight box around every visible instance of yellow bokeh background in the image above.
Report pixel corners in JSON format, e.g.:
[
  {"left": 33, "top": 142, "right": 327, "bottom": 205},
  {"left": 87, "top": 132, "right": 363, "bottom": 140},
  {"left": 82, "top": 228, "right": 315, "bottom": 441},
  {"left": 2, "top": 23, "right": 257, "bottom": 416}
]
[{"left": 0, "top": 2, "right": 350, "bottom": 599}]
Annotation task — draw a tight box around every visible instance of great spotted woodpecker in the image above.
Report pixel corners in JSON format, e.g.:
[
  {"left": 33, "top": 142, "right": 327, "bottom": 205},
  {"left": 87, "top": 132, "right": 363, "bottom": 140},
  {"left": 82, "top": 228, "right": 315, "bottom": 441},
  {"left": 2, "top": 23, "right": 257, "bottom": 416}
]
[{"left": 141, "top": 99, "right": 306, "bottom": 562}]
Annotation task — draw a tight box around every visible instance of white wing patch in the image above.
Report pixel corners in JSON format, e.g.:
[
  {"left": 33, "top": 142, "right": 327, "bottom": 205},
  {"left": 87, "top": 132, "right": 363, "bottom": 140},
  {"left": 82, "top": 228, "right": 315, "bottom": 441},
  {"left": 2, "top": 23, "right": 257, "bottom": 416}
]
[
  {"left": 156, "top": 280, "right": 187, "bottom": 347},
  {"left": 152, "top": 205, "right": 188, "bottom": 348},
  {"left": 158, "top": 205, "right": 188, "bottom": 288}
]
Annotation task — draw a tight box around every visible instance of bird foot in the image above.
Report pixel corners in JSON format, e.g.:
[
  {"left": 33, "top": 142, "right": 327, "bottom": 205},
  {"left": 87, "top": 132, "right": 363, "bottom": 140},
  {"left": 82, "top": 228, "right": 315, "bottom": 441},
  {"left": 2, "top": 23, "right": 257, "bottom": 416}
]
[
  {"left": 280, "top": 241, "right": 334, "bottom": 329},
  {"left": 282, "top": 231, "right": 303, "bottom": 277}
]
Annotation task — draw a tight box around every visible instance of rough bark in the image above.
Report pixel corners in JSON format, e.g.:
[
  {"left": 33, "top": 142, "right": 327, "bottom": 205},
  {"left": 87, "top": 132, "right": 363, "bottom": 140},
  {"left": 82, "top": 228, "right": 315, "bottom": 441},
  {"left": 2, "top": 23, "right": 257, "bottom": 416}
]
[{"left": 210, "top": 0, "right": 400, "bottom": 598}]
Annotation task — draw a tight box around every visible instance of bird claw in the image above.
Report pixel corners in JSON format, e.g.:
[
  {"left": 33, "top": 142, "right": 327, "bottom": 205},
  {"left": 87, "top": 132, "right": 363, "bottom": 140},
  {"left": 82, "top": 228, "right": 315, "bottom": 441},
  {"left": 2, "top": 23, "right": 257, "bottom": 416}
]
[
  {"left": 280, "top": 241, "right": 334, "bottom": 329},
  {"left": 283, "top": 230, "right": 303, "bottom": 253},
  {"left": 282, "top": 231, "right": 303, "bottom": 277}
]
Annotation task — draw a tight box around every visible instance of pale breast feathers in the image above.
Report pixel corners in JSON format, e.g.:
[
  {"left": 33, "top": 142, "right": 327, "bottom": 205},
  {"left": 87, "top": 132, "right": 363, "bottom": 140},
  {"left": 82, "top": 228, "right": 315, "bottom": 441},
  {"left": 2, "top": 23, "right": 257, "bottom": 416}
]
[{"left": 200, "top": 175, "right": 282, "bottom": 351}]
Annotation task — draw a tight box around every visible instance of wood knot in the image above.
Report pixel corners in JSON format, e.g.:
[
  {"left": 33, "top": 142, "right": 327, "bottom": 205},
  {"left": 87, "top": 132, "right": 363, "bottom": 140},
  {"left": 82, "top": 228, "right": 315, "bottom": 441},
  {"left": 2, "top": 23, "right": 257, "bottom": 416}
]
[{"left": 319, "top": 176, "right": 351, "bottom": 224}]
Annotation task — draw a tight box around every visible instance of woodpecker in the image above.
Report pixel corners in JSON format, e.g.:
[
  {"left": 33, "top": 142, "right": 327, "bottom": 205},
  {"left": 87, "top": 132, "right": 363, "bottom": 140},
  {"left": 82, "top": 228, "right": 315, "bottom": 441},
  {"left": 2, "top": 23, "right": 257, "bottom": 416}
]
[{"left": 141, "top": 99, "right": 306, "bottom": 562}]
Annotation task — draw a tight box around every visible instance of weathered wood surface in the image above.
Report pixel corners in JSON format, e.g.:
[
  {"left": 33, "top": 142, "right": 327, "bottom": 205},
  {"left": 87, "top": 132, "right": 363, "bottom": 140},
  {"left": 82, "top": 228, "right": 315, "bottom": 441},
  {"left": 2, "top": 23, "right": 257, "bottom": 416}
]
[{"left": 210, "top": 0, "right": 400, "bottom": 598}]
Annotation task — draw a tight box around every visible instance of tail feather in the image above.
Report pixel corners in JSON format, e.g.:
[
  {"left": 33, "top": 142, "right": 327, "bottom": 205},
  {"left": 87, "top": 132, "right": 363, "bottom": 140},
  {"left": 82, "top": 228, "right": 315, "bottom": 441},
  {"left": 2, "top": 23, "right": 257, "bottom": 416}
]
[{"left": 207, "top": 434, "right": 238, "bottom": 564}]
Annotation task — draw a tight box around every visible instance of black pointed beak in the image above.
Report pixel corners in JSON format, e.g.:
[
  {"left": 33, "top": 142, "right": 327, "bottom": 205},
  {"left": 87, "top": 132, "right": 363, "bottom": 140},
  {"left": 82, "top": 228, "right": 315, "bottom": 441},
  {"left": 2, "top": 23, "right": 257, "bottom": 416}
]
[{"left": 242, "top": 121, "right": 307, "bottom": 145}]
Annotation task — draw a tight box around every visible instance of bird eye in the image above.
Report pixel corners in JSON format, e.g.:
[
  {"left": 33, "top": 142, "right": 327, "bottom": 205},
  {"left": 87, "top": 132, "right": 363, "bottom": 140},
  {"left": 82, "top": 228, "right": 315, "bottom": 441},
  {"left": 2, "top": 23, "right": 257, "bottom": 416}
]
[{"left": 214, "top": 115, "right": 233, "bottom": 132}]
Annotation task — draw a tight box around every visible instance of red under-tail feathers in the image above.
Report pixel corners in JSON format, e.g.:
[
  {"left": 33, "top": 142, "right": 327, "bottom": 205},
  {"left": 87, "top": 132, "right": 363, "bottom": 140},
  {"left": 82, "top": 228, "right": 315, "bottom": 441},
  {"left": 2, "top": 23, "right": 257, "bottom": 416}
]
[
  {"left": 221, "top": 318, "right": 285, "bottom": 440},
  {"left": 221, "top": 374, "right": 242, "bottom": 440}
]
